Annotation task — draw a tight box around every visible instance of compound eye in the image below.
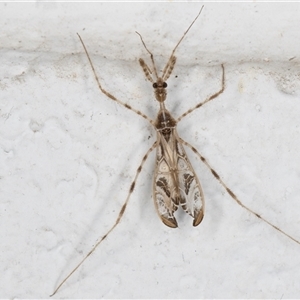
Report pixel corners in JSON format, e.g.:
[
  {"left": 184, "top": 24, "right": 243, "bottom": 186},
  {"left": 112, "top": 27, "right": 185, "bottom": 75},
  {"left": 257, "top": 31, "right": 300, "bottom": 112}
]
[
  {"left": 153, "top": 83, "right": 158, "bottom": 88},
  {"left": 163, "top": 82, "right": 168, "bottom": 88}
]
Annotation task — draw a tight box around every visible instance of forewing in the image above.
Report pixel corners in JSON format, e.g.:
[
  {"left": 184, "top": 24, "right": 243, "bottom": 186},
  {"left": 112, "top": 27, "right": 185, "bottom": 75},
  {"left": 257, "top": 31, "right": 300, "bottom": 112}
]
[
  {"left": 153, "top": 137, "right": 179, "bottom": 228},
  {"left": 176, "top": 136, "right": 205, "bottom": 226}
]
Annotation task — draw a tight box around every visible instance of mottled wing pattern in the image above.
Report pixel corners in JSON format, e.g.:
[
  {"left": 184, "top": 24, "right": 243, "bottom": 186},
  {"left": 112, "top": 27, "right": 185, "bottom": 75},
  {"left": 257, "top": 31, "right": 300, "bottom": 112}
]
[
  {"left": 175, "top": 134, "right": 205, "bottom": 226},
  {"left": 153, "top": 135, "right": 179, "bottom": 228},
  {"left": 153, "top": 129, "right": 205, "bottom": 228}
]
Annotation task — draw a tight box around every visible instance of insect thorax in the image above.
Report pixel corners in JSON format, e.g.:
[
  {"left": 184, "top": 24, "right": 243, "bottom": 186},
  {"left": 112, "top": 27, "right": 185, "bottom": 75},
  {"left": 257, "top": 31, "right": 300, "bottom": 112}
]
[{"left": 155, "top": 109, "right": 177, "bottom": 142}]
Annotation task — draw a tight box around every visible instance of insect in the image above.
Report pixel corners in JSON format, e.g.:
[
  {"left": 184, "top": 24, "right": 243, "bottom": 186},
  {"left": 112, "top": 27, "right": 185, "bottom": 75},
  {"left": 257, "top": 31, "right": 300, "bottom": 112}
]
[{"left": 51, "top": 6, "right": 300, "bottom": 296}]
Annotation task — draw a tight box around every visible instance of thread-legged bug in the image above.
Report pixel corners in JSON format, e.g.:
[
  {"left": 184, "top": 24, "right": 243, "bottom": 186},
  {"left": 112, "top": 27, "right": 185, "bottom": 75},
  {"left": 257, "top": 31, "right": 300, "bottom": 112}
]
[{"left": 51, "top": 6, "right": 300, "bottom": 296}]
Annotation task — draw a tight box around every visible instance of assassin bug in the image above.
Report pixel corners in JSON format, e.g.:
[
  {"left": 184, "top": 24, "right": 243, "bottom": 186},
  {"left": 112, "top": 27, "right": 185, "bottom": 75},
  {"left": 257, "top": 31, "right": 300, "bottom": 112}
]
[{"left": 51, "top": 6, "right": 300, "bottom": 296}]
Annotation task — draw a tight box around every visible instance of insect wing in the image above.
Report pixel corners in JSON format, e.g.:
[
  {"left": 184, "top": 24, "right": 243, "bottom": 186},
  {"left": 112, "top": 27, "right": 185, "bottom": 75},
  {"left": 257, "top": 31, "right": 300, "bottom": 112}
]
[
  {"left": 175, "top": 134, "right": 205, "bottom": 226},
  {"left": 153, "top": 130, "right": 205, "bottom": 227},
  {"left": 153, "top": 133, "right": 180, "bottom": 228}
]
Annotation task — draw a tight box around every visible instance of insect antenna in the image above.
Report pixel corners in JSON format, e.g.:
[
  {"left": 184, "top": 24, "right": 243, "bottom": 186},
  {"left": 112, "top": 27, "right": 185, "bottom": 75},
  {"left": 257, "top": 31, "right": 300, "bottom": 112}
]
[
  {"left": 163, "top": 5, "right": 204, "bottom": 81},
  {"left": 136, "top": 31, "right": 159, "bottom": 80},
  {"left": 77, "top": 33, "right": 154, "bottom": 126},
  {"left": 136, "top": 5, "right": 204, "bottom": 82}
]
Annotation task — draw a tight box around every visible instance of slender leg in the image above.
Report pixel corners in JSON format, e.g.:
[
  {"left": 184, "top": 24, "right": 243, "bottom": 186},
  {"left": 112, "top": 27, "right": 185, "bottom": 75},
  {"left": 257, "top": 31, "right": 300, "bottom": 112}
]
[
  {"left": 50, "top": 142, "right": 157, "bottom": 296},
  {"left": 177, "top": 64, "right": 225, "bottom": 123},
  {"left": 180, "top": 137, "right": 300, "bottom": 245},
  {"left": 77, "top": 33, "right": 154, "bottom": 126},
  {"left": 164, "top": 6, "right": 204, "bottom": 80}
]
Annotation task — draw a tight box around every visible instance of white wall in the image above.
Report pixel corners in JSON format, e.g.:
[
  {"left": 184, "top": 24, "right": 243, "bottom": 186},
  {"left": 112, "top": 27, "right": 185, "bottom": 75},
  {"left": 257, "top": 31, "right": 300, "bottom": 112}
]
[{"left": 1, "top": 2, "right": 300, "bottom": 298}]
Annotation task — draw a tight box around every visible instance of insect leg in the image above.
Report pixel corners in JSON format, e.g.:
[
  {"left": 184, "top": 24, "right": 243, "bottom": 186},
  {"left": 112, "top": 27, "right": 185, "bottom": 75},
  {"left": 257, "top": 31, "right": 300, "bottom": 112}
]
[
  {"left": 180, "top": 137, "right": 300, "bottom": 245},
  {"left": 50, "top": 141, "right": 157, "bottom": 296},
  {"left": 177, "top": 64, "right": 225, "bottom": 123},
  {"left": 77, "top": 33, "right": 154, "bottom": 126}
]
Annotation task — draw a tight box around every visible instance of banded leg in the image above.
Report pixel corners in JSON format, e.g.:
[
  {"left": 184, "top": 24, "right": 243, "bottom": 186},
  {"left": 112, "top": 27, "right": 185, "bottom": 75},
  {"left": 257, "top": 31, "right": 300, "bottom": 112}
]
[
  {"left": 50, "top": 142, "right": 157, "bottom": 296},
  {"left": 77, "top": 33, "right": 154, "bottom": 126},
  {"left": 177, "top": 64, "right": 225, "bottom": 123},
  {"left": 179, "top": 137, "right": 300, "bottom": 245}
]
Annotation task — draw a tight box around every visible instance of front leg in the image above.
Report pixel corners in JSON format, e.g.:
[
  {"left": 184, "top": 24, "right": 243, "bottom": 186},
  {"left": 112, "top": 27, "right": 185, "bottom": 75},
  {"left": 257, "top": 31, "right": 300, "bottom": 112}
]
[{"left": 177, "top": 64, "right": 225, "bottom": 123}]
